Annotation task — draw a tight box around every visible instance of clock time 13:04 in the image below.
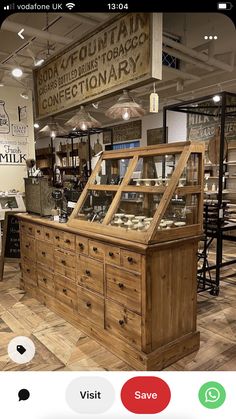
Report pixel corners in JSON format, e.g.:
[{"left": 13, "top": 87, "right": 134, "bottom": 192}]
[{"left": 107, "top": 3, "right": 129, "bottom": 10}]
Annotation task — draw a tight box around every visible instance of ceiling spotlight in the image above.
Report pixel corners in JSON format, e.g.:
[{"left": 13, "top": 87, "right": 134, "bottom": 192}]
[
  {"left": 105, "top": 90, "right": 146, "bottom": 120},
  {"left": 213, "top": 94, "right": 221, "bottom": 103},
  {"left": 12, "top": 68, "right": 23, "bottom": 78},
  {"left": 34, "top": 58, "right": 45, "bottom": 67},
  {"left": 34, "top": 123, "right": 40, "bottom": 129},
  {"left": 20, "top": 91, "right": 29, "bottom": 100},
  {"left": 92, "top": 102, "right": 100, "bottom": 109}
]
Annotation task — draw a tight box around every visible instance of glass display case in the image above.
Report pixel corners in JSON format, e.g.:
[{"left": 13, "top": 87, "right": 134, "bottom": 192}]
[{"left": 68, "top": 141, "right": 205, "bottom": 243}]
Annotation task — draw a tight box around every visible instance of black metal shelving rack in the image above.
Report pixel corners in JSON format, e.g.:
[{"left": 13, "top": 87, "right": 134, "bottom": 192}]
[
  {"left": 52, "top": 127, "right": 113, "bottom": 180},
  {"left": 162, "top": 91, "right": 236, "bottom": 295}
]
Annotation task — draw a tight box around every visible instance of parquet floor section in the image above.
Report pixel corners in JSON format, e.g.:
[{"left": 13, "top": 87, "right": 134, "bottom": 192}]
[{"left": 1, "top": 257, "right": 236, "bottom": 371}]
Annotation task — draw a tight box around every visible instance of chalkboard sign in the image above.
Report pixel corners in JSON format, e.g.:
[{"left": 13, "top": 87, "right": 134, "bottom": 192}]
[{"left": 0, "top": 211, "right": 21, "bottom": 281}]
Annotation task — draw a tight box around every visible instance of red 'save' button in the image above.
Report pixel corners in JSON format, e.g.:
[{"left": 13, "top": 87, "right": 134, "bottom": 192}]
[{"left": 121, "top": 376, "right": 171, "bottom": 414}]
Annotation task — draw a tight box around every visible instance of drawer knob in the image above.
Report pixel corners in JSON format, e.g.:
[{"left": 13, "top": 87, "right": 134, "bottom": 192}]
[
  {"left": 37, "top": 230, "right": 40, "bottom": 233},
  {"left": 55, "top": 236, "right": 60, "bottom": 240},
  {"left": 79, "top": 243, "right": 84, "bottom": 250},
  {"left": 42, "top": 251, "right": 46, "bottom": 256},
  {"left": 109, "top": 252, "right": 114, "bottom": 257},
  {"left": 86, "top": 302, "right": 91, "bottom": 308},
  {"left": 85, "top": 270, "right": 90, "bottom": 276},
  {"left": 93, "top": 246, "right": 98, "bottom": 252},
  {"left": 29, "top": 227, "right": 32, "bottom": 231},
  {"left": 61, "top": 260, "right": 66, "bottom": 265},
  {"left": 127, "top": 256, "right": 133, "bottom": 263},
  {"left": 45, "top": 233, "right": 49, "bottom": 237},
  {"left": 25, "top": 244, "right": 29, "bottom": 248},
  {"left": 63, "top": 288, "right": 67, "bottom": 294},
  {"left": 26, "top": 268, "right": 30, "bottom": 273},
  {"left": 119, "top": 319, "right": 125, "bottom": 326},
  {"left": 118, "top": 282, "right": 124, "bottom": 289},
  {"left": 43, "top": 278, "right": 47, "bottom": 283},
  {"left": 65, "top": 239, "right": 71, "bottom": 244}
]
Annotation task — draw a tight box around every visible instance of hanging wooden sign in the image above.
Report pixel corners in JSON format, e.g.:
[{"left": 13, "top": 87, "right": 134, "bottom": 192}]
[{"left": 33, "top": 13, "right": 162, "bottom": 119}]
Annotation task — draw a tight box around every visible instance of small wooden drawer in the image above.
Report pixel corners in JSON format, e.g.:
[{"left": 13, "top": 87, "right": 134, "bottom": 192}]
[
  {"left": 21, "top": 236, "right": 36, "bottom": 260},
  {"left": 77, "top": 255, "right": 104, "bottom": 295},
  {"left": 36, "top": 241, "right": 54, "bottom": 267},
  {"left": 35, "top": 225, "right": 44, "bottom": 240},
  {"left": 121, "top": 249, "right": 141, "bottom": 272},
  {"left": 55, "top": 274, "right": 77, "bottom": 309},
  {"left": 21, "top": 222, "right": 35, "bottom": 237},
  {"left": 105, "top": 245, "right": 120, "bottom": 266},
  {"left": 76, "top": 236, "right": 89, "bottom": 255},
  {"left": 54, "top": 248, "right": 76, "bottom": 280},
  {"left": 89, "top": 240, "right": 105, "bottom": 261},
  {"left": 106, "top": 265, "right": 141, "bottom": 314},
  {"left": 77, "top": 288, "right": 104, "bottom": 328},
  {"left": 44, "top": 227, "right": 54, "bottom": 243},
  {"left": 37, "top": 268, "right": 55, "bottom": 294},
  {"left": 21, "top": 259, "right": 37, "bottom": 287},
  {"left": 105, "top": 300, "right": 141, "bottom": 348},
  {"left": 54, "top": 230, "right": 75, "bottom": 251}
]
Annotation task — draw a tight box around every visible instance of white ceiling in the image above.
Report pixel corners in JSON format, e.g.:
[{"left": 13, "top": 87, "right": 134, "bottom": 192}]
[{"left": 0, "top": 12, "right": 235, "bottom": 128}]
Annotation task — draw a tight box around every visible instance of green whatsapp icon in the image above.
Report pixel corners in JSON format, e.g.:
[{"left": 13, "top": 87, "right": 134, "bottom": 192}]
[{"left": 198, "top": 381, "right": 226, "bottom": 409}]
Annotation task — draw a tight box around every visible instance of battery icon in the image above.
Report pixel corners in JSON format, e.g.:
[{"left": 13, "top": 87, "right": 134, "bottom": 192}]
[{"left": 217, "top": 2, "right": 233, "bottom": 10}]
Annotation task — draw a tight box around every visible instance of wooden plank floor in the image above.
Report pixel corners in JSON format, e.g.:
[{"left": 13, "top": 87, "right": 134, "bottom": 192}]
[{"left": 1, "top": 258, "right": 236, "bottom": 371}]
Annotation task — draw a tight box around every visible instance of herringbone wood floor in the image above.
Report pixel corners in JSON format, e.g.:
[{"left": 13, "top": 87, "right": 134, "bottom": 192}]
[{"left": 1, "top": 259, "right": 236, "bottom": 371}]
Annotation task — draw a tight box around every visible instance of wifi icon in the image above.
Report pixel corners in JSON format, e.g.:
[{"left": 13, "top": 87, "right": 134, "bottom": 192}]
[{"left": 66, "top": 2, "right": 75, "bottom": 10}]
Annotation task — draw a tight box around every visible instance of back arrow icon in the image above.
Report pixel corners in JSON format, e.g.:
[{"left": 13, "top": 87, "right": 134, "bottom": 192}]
[{"left": 18, "top": 29, "right": 24, "bottom": 40}]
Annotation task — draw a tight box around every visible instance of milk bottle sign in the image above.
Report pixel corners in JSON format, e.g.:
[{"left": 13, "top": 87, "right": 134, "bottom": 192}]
[{"left": 0, "top": 100, "right": 10, "bottom": 134}]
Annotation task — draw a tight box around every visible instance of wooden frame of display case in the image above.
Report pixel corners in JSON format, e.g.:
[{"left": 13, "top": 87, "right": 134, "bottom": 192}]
[{"left": 68, "top": 141, "right": 205, "bottom": 244}]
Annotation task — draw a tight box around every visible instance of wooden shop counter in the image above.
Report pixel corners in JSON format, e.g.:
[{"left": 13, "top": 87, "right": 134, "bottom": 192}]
[{"left": 18, "top": 142, "right": 204, "bottom": 370}]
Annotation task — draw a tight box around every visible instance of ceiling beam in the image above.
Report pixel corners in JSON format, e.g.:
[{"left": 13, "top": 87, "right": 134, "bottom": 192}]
[{"left": 59, "top": 13, "right": 103, "bottom": 25}]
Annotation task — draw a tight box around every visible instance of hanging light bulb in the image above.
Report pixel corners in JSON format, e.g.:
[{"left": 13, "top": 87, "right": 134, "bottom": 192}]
[
  {"left": 122, "top": 108, "right": 131, "bottom": 121},
  {"left": 66, "top": 105, "right": 101, "bottom": 131},
  {"left": 51, "top": 130, "right": 56, "bottom": 139},
  {"left": 105, "top": 90, "right": 146, "bottom": 120},
  {"left": 80, "top": 122, "right": 88, "bottom": 131}
]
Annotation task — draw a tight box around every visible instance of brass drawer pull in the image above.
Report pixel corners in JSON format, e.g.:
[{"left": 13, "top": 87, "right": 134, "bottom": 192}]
[
  {"left": 118, "top": 283, "right": 124, "bottom": 289},
  {"left": 86, "top": 302, "right": 91, "bottom": 308},
  {"left": 43, "top": 278, "right": 47, "bottom": 283},
  {"left": 61, "top": 260, "right": 66, "bottom": 265},
  {"left": 25, "top": 244, "right": 29, "bottom": 248},
  {"left": 63, "top": 288, "right": 67, "bottom": 294},
  {"left": 109, "top": 252, "right": 114, "bottom": 257},
  {"left": 55, "top": 235, "right": 60, "bottom": 240},
  {"left": 28, "top": 227, "right": 32, "bottom": 231},
  {"left": 119, "top": 319, "right": 125, "bottom": 326},
  {"left": 127, "top": 256, "right": 133, "bottom": 263},
  {"left": 37, "top": 229, "right": 40, "bottom": 233},
  {"left": 85, "top": 270, "right": 90, "bottom": 276},
  {"left": 65, "top": 239, "right": 71, "bottom": 244},
  {"left": 26, "top": 268, "right": 30, "bottom": 273},
  {"left": 93, "top": 246, "right": 98, "bottom": 252},
  {"left": 79, "top": 243, "right": 84, "bottom": 249},
  {"left": 45, "top": 233, "right": 49, "bottom": 237},
  {"left": 42, "top": 251, "right": 46, "bottom": 256}
]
